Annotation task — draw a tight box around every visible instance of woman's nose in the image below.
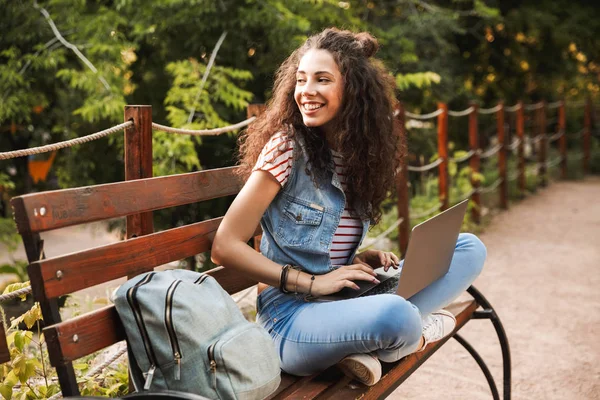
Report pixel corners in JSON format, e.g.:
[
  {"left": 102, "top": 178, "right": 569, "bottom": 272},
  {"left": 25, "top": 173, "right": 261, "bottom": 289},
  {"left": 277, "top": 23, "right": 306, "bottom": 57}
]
[{"left": 302, "top": 80, "right": 318, "bottom": 96}]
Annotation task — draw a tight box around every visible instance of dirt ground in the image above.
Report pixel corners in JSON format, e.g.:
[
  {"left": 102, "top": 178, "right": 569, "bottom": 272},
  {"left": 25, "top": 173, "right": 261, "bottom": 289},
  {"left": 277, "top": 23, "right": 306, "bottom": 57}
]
[
  {"left": 389, "top": 176, "right": 600, "bottom": 400},
  {"left": 2, "top": 177, "right": 599, "bottom": 399}
]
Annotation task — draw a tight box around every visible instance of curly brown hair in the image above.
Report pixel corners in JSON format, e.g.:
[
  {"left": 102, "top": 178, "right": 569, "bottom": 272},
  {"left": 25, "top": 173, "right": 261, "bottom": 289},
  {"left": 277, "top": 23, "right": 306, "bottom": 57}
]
[{"left": 237, "top": 28, "right": 402, "bottom": 225}]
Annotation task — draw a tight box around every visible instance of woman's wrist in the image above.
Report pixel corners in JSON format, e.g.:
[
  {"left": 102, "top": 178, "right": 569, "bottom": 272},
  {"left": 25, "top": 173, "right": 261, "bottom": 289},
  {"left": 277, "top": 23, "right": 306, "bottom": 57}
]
[{"left": 283, "top": 268, "right": 316, "bottom": 295}]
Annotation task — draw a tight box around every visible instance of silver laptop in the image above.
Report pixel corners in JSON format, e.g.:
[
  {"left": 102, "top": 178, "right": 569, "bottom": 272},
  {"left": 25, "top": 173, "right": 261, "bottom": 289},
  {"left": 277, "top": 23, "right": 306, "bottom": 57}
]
[{"left": 317, "top": 199, "right": 469, "bottom": 302}]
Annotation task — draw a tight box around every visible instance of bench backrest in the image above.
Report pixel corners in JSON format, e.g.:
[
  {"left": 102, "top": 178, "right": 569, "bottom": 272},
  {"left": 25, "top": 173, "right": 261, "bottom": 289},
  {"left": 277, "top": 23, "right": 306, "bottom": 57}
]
[{"left": 10, "top": 166, "right": 260, "bottom": 394}]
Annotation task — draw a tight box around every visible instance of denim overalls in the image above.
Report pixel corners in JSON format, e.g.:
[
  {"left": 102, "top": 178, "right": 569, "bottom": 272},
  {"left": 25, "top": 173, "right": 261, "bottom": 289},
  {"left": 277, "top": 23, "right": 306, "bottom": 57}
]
[
  {"left": 255, "top": 134, "right": 487, "bottom": 376},
  {"left": 258, "top": 134, "right": 370, "bottom": 275}
]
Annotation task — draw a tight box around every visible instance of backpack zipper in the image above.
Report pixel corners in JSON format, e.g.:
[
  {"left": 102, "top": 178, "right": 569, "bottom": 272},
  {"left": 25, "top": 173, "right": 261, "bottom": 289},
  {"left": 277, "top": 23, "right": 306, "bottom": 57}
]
[
  {"left": 126, "top": 272, "right": 158, "bottom": 390},
  {"left": 164, "top": 274, "right": 209, "bottom": 381},
  {"left": 165, "top": 280, "right": 183, "bottom": 380},
  {"left": 207, "top": 342, "right": 217, "bottom": 390}
]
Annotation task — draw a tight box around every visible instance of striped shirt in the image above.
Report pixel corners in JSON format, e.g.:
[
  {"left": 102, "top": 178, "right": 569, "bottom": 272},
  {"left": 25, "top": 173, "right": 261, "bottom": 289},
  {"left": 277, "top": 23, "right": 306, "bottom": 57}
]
[{"left": 253, "top": 133, "right": 363, "bottom": 266}]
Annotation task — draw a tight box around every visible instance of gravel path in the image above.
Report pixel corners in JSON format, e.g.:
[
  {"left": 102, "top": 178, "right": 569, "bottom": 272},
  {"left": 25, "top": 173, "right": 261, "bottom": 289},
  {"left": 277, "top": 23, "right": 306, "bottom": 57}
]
[{"left": 389, "top": 176, "right": 600, "bottom": 400}]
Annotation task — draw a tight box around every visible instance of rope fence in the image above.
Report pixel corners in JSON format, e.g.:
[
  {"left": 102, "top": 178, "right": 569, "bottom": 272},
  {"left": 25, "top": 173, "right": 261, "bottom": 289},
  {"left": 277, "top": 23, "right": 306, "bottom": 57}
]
[
  {"left": 547, "top": 131, "right": 564, "bottom": 143},
  {"left": 405, "top": 109, "right": 444, "bottom": 120},
  {"left": 0, "top": 121, "right": 133, "bottom": 161},
  {"left": 407, "top": 158, "right": 444, "bottom": 172},
  {"left": 477, "top": 177, "right": 503, "bottom": 194},
  {"left": 478, "top": 104, "right": 502, "bottom": 115},
  {"left": 152, "top": 117, "right": 256, "bottom": 136},
  {"left": 505, "top": 103, "right": 522, "bottom": 112},
  {"left": 448, "top": 107, "right": 474, "bottom": 117},
  {"left": 0, "top": 286, "right": 32, "bottom": 302},
  {"left": 449, "top": 150, "right": 476, "bottom": 163},
  {"left": 478, "top": 144, "right": 502, "bottom": 159}
]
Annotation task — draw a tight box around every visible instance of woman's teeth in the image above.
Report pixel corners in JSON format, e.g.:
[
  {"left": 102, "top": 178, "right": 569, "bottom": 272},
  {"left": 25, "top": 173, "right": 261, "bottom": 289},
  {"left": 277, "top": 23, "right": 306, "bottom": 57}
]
[{"left": 304, "top": 103, "right": 323, "bottom": 111}]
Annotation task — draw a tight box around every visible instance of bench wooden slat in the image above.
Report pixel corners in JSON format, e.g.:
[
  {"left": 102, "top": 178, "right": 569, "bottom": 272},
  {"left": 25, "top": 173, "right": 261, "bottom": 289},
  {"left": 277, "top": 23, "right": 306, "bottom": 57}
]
[
  {"left": 29, "top": 218, "right": 262, "bottom": 301},
  {"left": 44, "top": 306, "right": 126, "bottom": 366},
  {"left": 321, "top": 299, "right": 478, "bottom": 400},
  {"left": 29, "top": 218, "right": 221, "bottom": 300},
  {"left": 275, "top": 368, "right": 346, "bottom": 400},
  {"left": 11, "top": 167, "right": 243, "bottom": 234}
]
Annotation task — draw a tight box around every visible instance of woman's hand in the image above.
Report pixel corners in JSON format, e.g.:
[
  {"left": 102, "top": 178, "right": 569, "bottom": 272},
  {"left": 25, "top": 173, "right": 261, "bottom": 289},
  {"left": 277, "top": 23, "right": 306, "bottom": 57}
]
[
  {"left": 353, "top": 249, "right": 400, "bottom": 272},
  {"left": 311, "top": 264, "right": 380, "bottom": 296}
]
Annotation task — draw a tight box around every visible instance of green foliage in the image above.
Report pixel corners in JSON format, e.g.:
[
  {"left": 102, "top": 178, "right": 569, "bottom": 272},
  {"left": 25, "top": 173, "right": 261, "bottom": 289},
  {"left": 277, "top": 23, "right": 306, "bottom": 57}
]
[
  {"left": 0, "top": 283, "right": 129, "bottom": 399},
  {"left": 396, "top": 72, "right": 441, "bottom": 91}
]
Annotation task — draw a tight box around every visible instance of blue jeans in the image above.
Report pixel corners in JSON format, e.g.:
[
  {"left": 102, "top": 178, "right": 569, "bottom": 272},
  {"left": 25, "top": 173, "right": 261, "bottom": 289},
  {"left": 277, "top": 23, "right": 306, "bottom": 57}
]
[{"left": 256, "top": 233, "right": 487, "bottom": 376}]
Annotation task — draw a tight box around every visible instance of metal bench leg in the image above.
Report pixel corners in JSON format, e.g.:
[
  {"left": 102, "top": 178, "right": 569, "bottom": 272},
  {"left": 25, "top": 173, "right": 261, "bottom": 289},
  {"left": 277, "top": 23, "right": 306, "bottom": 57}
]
[
  {"left": 467, "top": 285, "right": 511, "bottom": 400},
  {"left": 453, "top": 333, "right": 500, "bottom": 400}
]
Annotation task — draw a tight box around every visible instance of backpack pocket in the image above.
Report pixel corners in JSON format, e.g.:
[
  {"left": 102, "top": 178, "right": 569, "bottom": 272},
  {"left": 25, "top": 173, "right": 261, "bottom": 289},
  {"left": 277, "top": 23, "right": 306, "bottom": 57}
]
[{"left": 207, "top": 324, "right": 281, "bottom": 400}]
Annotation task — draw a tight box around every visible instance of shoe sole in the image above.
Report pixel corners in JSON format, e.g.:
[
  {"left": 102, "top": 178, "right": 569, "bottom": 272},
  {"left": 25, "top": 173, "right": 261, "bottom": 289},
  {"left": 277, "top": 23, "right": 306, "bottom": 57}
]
[{"left": 338, "top": 356, "right": 381, "bottom": 386}]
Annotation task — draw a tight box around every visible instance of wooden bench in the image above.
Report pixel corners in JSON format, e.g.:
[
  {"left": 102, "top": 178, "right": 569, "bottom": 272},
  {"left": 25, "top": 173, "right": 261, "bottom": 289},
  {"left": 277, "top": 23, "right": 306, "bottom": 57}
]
[{"left": 9, "top": 106, "right": 511, "bottom": 399}]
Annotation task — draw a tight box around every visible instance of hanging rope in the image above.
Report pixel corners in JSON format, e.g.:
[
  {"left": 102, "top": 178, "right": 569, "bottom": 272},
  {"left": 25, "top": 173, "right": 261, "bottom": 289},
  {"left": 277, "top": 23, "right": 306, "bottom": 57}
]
[
  {"left": 151, "top": 117, "right": 256, "bottom": 136},
  {"left": 48, "top": 345, "right": 128, "bottom": 399},
  {"left": 547, "top": 131, "right": 565, "bottom": 143},
  {"left": 448, "top": 107, "right": 475, "bottom": 117},
  {"left": 405, "top": 109, "right": 444, "bottom": 120},
  {"left": 478, "top": 105, "right": 502, "bottom": 115},
  {"left": 358, "top": 217, "right": 404, "bottom": 251},
  {"left": 407, "top": 157, "right": 444, "bottom": 172},
  {"left": 478, "top": 144, "right": 502, "bottom": 159},
  {"left": 449, "top": 150, "right": 476, "bottom": 163},
  {"left": 409, "top": 202, "right": 444, "bottom": 220},
  {"left": 506, "top": 138, "right": 522, "bottom": 151},
  {"left": 505, "top": 103, "right": 522, "bottom": 112},
  {"left": 524, "top": 102, "right": 544, "bottom": 111},
  {"left": 0, "top": 121, "right": 132, "bottom": 160},
  {"left": 0, "top": 286, "right": 32, "bottom": 302},
  {"left": 546, "top": 101, "right": 563, "bottom": 109},
  {"left": 477, "top": 177, "right": 503, "bottom": 194},
  {"left": 530, "top": 135, "right": 545, "bottom": 145}
]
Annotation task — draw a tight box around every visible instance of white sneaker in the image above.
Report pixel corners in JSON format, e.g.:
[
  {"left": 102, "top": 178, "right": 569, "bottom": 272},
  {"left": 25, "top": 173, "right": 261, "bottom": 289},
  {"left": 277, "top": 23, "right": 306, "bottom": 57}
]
[
  {"left": 420, "top": 309, "right": 457, "bottom": 349},
  {"left": 337, "top": 353, "right": 382, "bottom": 386}
]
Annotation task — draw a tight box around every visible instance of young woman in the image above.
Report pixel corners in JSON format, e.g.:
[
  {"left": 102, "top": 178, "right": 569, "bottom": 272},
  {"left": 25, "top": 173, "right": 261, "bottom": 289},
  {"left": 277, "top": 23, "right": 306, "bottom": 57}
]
[{"left": 211, "top": 28, "right": 486, "bottom": 386}]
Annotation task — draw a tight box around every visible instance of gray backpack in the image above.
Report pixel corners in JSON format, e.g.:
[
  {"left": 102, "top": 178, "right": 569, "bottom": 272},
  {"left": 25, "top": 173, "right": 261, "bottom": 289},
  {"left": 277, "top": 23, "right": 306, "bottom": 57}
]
[{"left": 114, "top": 269, "right": 281, "bottom": 400}]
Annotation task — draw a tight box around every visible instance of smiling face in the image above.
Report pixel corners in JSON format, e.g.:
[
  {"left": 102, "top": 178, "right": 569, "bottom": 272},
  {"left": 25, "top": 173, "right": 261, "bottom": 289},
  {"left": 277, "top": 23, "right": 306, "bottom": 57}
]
[{"left": 294, "top": 49, "right": 344, "bottom": 135}]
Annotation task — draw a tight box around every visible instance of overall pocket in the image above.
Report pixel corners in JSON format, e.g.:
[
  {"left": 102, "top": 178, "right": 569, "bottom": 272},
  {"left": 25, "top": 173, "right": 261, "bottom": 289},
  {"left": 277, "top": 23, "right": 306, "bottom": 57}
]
[{"left": 276, "top": 199, "right": 324, "bottom": 246}]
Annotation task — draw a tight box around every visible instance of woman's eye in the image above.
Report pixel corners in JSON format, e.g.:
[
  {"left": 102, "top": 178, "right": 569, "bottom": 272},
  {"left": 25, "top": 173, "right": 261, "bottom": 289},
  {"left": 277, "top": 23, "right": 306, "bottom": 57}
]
[
  {"left": 296, "top": 79, "right": 306, "bottom": 84},
  {"left": 318, "top": 78, "right": 330, "bottom": 83}
]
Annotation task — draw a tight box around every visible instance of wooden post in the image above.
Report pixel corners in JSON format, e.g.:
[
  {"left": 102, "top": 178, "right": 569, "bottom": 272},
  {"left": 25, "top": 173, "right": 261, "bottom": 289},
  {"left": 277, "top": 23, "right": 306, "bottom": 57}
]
[
  {"left": 396, "top": 103, "right": 410, "bottom": 257},
  {"left": 247, "top": 104, "right": 266, "bottom": 252},
  {"left": 497, "top": 102, "right": 508, "bottom": 209},
  {"left": 23, "top": 234, "right": 79, "bottom": 396},
  {"left": 537, "top": 101, "right": 547, "bottom": 186},
  {"left": 468, "top": 103, "right": 481, "bottom": 224},
  {"left": 437, "top": 103, "right": 449, "bottom": 211},
  {"left": 517, "top": 101, "right": 526, "bottom": 196},
  {"left": 124, "top": 105, "right": 153, "bottom": 394},
  {"left": 584, "top": 98, "right": 592, "bottom": 174},
  {"left": 559, "top": 100, "right": 567, "bottom": 179},
  {"left": 124, "top": 105, "right": 154, "bottom": 241}
]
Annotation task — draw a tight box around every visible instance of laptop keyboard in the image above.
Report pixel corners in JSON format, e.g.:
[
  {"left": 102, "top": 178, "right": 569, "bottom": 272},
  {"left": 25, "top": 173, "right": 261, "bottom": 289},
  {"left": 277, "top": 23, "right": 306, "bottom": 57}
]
[{"left": 360, "top": 271, "right": 401, "bottom": 297}]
